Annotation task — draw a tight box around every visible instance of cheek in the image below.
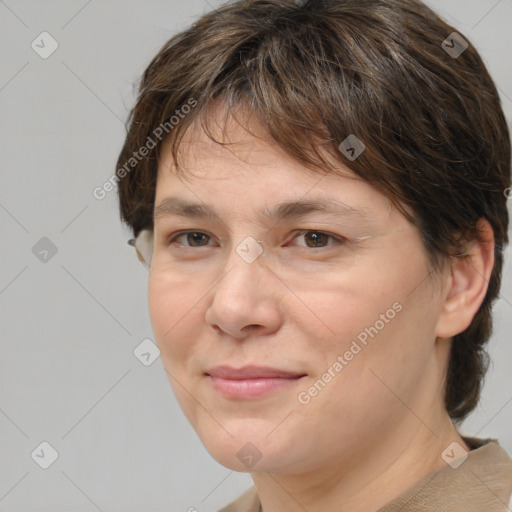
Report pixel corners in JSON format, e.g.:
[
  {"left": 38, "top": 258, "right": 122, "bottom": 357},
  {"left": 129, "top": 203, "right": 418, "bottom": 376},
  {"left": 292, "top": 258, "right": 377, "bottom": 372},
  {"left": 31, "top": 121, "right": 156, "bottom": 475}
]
[
  {"left": 148, "top": 271, "right": 208, "bottom": 424},
  {"left": 291, "top": 297, "right": 435, "bottom": 452},
  {"left": 289, "top": 253, "right": 437, "bottom": 395},
  {"left": 148, "top": 271, "right": 204, "bottom": 363},
  {"left": 316, "top": 288, "right": 438, "bottom": 416},
  {"left": 284, "top": 265, "right": 405, "bottom": 354}
]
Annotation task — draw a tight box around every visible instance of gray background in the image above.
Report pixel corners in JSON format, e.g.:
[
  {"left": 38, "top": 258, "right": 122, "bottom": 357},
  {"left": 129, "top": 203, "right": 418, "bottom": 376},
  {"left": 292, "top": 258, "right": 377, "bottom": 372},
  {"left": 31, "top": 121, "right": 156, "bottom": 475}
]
[{"left": 0, "top": 1, "right": 511, "bottom": 511}]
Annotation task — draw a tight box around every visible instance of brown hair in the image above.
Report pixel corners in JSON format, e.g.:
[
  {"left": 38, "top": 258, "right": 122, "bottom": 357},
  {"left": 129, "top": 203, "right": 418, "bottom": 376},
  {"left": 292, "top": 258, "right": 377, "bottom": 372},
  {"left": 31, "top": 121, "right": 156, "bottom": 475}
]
[{"left": 116, "top": 0, "right": 511, "bottom": 421}]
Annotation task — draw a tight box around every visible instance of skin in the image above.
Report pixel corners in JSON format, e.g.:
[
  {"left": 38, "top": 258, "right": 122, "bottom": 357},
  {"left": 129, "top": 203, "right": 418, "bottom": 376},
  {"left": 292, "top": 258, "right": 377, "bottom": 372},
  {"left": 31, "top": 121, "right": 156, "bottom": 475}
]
[{"left": 148, "top": 106, "right": 495, "bottom": 512}]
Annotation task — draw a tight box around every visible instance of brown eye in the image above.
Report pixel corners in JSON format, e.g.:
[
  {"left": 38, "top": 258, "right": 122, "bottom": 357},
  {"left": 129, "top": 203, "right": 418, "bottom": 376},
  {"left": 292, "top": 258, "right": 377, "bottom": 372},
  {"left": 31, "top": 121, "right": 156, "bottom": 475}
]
[
  {"left": 303, "top": 231, "right": 332, "bottom": 247},
  {"left": 170, "top": 231, "right": 212, "bottom": 247},
  {"left": 186, "top": 232, "right": 210, "bottom": 246},
  {"left": 293, "top": 230, "right": 341, "bottom": 248}
]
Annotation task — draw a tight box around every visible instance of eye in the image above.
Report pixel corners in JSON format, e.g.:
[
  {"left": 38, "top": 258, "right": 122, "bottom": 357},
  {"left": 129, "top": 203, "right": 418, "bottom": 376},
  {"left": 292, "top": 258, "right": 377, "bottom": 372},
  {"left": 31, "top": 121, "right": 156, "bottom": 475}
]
[
  {"left": 166, "top": 229, "right": 343, "bottom": 249},
  {"left": 291, "top": 230, "right": 343, "bottom": 248},
  {"left": 168, "top": 231, "right": 214, "bottom": 247}
]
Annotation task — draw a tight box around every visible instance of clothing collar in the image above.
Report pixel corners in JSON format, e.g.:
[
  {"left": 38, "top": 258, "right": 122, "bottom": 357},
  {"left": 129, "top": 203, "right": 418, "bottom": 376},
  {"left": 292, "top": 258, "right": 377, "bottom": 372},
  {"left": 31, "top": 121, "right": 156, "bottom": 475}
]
[{"left": 378, "top": 437, "right": 512, "bottom": 511}]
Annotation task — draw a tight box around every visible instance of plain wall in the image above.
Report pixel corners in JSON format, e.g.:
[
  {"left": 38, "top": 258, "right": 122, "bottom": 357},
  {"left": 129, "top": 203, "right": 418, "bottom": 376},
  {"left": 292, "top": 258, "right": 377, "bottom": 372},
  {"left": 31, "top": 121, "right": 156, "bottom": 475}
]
[{"left": 0, "top": 1, "right": 511, "bottom": 510}]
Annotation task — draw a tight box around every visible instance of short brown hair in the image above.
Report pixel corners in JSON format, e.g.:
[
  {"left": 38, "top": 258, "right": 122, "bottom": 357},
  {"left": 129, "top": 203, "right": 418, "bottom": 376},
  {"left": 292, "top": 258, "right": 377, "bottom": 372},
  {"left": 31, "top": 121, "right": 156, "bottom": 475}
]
[{"left": 116, "top": 0, "right": 511, "bottom": 421}]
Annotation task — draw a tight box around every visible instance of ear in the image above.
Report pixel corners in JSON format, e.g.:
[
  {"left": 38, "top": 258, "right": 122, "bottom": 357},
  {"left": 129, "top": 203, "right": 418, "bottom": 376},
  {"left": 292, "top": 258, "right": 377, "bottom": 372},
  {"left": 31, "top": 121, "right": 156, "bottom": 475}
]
[{"left": 435, "top": 219, "right": 495, "bottom": 339}]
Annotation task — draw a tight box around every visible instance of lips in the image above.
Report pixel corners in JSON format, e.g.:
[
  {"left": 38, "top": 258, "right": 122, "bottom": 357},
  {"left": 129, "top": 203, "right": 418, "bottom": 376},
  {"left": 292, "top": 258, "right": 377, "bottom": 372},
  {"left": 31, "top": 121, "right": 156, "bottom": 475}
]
[
  {"left": 205, "top": 365, "right": 306, "bottom": 399},
  {"left": 206, "top": 365, "right": 305, "bottom": 379}
]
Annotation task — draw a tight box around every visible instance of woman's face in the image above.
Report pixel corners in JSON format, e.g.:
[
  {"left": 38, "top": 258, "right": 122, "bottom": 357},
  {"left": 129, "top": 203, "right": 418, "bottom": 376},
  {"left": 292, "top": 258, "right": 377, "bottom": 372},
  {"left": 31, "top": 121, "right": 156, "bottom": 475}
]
[{"left": 148, "top": 113, "right": 449, "bottom": 475}]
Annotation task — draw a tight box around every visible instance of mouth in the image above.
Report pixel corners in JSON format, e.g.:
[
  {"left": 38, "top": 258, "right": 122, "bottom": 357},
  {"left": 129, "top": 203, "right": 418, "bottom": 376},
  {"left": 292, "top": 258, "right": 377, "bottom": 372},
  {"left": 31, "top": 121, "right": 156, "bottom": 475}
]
[{"left": 205, "top": 365, "right": 307, "bottom": 399}]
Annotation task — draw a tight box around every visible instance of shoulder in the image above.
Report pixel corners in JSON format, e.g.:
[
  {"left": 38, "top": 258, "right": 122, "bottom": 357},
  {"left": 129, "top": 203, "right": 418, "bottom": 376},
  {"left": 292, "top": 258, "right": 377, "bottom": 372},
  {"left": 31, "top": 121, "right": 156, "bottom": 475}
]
[{"left": 379, "top": 437, "right": 512, "bottom": 512}]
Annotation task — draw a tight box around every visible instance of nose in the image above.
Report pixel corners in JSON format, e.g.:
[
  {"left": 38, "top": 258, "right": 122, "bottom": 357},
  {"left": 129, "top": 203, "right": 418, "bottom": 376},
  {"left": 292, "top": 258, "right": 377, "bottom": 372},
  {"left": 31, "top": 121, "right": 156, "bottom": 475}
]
[{"left": 204, "top": 246, "right": 283, "bottom": 340}]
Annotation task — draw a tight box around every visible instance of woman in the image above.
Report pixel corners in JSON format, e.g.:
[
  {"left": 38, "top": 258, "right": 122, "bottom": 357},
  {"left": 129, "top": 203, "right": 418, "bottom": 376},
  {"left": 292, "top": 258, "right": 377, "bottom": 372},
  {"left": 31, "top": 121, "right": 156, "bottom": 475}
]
[{"left": 117, "top": 0, "right": 512, "bottom": 510}]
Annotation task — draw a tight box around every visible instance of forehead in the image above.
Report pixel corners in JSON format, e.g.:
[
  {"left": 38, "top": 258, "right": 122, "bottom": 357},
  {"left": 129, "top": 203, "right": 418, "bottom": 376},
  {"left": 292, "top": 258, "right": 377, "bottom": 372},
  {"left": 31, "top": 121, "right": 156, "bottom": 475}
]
[
  {"left": 158, "top": 100, "right": 351, "bottom": 179},
  {"left": 154, "top": 104, "right": 396, "bottom": 223},
  {"left": 160, "top": 110, "right": 335, "bottom": 183}
]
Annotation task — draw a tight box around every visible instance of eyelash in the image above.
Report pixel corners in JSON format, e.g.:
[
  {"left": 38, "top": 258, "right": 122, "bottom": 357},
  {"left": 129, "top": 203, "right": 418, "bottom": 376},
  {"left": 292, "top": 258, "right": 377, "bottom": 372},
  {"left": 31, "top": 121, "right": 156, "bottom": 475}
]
[{"left": 167, "top": 230, "right": 345, "bottom": 249}]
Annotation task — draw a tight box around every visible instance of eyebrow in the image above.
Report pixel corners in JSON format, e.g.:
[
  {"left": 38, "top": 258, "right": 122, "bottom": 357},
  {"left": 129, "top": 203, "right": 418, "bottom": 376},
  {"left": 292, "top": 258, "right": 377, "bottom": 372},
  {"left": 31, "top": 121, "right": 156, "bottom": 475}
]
[{"left": 154, "top": 197, "right": 369, "bottom": 223}]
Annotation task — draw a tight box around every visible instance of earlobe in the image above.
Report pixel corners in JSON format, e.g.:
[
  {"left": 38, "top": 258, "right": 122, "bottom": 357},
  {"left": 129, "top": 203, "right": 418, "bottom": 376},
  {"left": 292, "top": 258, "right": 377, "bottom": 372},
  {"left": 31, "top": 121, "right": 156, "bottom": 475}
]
[{"left": 435, "top": 219, "right": 495, "bottom": 339}]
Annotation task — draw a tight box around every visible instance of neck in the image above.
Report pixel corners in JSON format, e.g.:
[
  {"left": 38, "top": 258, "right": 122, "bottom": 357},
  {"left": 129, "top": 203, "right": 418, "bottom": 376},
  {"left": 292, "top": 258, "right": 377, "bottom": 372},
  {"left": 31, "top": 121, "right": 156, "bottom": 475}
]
[{"left": 252, "top": 411, "right": 467, "bottom": 512}]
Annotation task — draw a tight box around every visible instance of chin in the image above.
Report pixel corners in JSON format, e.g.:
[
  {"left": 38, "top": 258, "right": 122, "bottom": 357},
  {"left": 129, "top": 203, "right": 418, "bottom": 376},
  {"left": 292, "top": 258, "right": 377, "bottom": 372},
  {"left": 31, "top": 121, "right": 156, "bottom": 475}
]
[{"left": 193, "top": 416, "right": 303, "bottom": 473}]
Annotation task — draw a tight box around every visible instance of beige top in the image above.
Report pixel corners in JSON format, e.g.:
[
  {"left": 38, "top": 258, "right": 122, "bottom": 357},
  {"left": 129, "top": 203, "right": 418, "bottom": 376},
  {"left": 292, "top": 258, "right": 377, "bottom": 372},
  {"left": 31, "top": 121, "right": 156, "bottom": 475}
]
[{"left": 219, "top": 437, "right": 512, "bottom": 512}]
